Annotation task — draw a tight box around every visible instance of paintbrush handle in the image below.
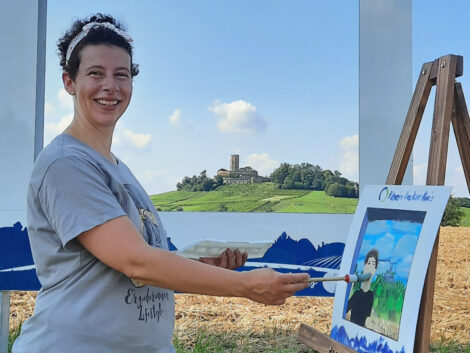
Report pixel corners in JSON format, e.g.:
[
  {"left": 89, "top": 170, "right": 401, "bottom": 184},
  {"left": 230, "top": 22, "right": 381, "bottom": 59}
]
[
  {"left": 306, "top": 273, "right": 371, "bottom": 283},
  {"left": 306, "top": 276, "right": 346, "bottom": 283}
]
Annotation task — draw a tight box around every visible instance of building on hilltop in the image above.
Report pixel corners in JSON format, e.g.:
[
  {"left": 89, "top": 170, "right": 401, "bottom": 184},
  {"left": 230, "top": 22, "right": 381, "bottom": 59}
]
[{"left": 216, "top": 154, "right": 270, "bottom": 184}]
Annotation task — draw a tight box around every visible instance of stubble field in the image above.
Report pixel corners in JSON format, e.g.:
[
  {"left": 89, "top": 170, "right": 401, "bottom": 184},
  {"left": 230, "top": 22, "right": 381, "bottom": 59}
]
[{"left": 9, "top": 227, "right": 470, "bottom": 352}]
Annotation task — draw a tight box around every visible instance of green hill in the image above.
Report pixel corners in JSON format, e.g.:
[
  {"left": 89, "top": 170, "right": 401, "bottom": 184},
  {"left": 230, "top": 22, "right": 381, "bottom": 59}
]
[
  {"left": 150, "top": 183, "right": 470, "bottom": 226},
  {"left": 461, "top": 207, "right": 470, "bottom": 227},
  {"left": 150, "top": 182, "right": 358, "bottom": 213}
]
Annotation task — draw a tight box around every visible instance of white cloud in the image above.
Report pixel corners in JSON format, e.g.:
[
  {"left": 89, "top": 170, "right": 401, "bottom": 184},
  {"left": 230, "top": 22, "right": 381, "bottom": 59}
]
[
  {"left": 339, "top": 134, "right": 358, "bottom": 180},
  {"left": 209, "top": 100, "right": 268, "bottom": 134},
  {"left": 413, "top": 163, "right": 427, "bottom": 185},
  {"left": 391, "top": 234, "right": 418, "bottom": 264},
  {"left": 395, "top": 254, "right": 413, "bottom": 280},
  {"left": 121, "top": 129, "right": 152, "bottom": 149},
  {"left": 340, "top": 134, "right": 358, "bottom": 150},
  {"left": 446, "top": 164, "right": 469, "bottom": 197},
  {"left": 415, "top": 163, "right": 469, "bottom": 197},
  {"left": 137, "top": 169, "right": 178, "bottom": 195},
  {"left": 113, "top": 122, "right": 152, "bottom": 150},
  {"left": 57, "top": 88, "right": 74, "bottom": 109},
  {"left": 44, "top": 114, "right": 73, "bottom": 144},
  {"left": 245, "top": 153, "right": 279, "bottom": 176},
  {"left": 169, "top": 109, "right": 183, "bottom": 128},
  {"left": 142, "top": 169, "right": 166, "bottom": 187},
  {"left": 364, "top": 220, "right": 389, "bottom": 235},
  {"left": 375, "top": 233, "right": 398, "bottom": 260},
  {"left": 44, "top": 102, "right": 55, "bottom": 115}
]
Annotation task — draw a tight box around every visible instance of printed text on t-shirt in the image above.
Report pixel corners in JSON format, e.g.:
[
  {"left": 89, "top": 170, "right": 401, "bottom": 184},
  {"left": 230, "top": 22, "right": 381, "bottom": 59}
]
[{"left": 125, "top": 287, "right": 170, "bottom": 323}]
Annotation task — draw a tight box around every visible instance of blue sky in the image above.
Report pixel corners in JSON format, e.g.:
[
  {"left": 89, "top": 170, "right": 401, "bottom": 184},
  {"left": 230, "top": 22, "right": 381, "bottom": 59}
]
[
  {"left": 44, "top": 1, "right": 470, "bottom": 196},
  {"left": 356, "top": 219, "right": 422, "bottom": 284}
]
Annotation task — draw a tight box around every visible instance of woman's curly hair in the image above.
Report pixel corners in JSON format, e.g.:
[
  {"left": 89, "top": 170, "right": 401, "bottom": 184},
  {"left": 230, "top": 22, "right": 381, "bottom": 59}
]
[{"left": 57, "top": 13, "right": 139, "bottom": 80}]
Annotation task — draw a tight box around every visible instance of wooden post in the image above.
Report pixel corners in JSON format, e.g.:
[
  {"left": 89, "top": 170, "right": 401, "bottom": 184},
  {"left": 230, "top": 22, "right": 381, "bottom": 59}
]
[{"left": 0, "top": 292, "right": 10, "bottom": 353}]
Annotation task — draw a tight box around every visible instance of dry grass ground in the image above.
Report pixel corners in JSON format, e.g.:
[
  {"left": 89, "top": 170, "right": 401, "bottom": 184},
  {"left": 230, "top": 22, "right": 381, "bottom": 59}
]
[{"left": 9, "top": 227, "right": 470, "bottom": 350}]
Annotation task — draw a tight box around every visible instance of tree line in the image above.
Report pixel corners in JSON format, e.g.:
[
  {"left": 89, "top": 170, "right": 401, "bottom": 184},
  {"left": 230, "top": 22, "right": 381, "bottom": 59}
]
[
  {"left": 441, "top": 196, "right": 467, "bottom": 227},
  {"left": 174, "top": 167, "right": 470, "bottom": 226},
  {"left": 454, "top": 197, "right": 470, "bottom": 208},
  {"left": 270, "top": 162, "right": 359, "bottom": 198},
  {"left": 176, "top": 170, "right": 223, "bottom": 192},
  {"left": 176, "top": 163, "right": 359, "bottom": 198}
]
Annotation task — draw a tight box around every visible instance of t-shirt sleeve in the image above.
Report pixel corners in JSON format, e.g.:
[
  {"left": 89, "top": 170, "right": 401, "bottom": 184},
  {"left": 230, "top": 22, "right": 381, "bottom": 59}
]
[{"left": 38, "top": 156, "right": 127, "bottom": 248}]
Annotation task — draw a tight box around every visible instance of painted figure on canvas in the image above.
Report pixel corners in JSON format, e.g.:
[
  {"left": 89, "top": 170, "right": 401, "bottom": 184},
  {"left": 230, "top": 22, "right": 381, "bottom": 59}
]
[{"left": 346, "top": 248, "right": 378, "bottom": 327}]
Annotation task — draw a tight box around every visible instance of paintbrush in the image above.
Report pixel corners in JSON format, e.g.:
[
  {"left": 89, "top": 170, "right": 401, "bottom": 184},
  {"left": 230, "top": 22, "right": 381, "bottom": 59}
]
[{"left": 306, "top": 272, "right": 371, "bottom": 283}]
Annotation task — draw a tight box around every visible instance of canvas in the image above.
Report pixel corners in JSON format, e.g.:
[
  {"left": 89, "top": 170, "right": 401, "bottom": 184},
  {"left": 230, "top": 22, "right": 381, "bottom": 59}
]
[
  {"left": 330, "top": 185, "right": 451, "bottom": 353},
  {"left": 161, "top": 212, "right": 350, "bottom": 296}
]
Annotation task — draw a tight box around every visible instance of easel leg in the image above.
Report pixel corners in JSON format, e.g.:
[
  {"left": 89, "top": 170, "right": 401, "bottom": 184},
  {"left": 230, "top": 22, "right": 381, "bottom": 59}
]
[
  {"left": 415, "top": 54, "right": 459, "bottom": 353},
  {"left": 452, "top": 82, "right": 470, "bottom": 193},
  {"left": 426, "top": 55, "right": 458, "bottom": 185},
  {"left": 414, "top": 236, "right": 439, "bottom": 353}
]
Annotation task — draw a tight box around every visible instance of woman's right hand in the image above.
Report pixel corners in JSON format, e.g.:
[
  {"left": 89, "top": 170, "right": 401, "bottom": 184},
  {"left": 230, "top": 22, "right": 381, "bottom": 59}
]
[{"left": 242, "top": 268, "right": 309, "bottom": 305}]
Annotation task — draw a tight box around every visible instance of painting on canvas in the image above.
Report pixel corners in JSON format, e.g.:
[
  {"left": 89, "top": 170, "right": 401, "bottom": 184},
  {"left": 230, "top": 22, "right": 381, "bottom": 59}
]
[{"left": 331, "top": 185, "right": 451, "bottom": 353}]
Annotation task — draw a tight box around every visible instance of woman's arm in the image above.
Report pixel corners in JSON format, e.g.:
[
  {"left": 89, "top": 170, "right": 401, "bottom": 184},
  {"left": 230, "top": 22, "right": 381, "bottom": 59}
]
[{"left": 78, "top": 215, "right": 309, "bottom": 305}]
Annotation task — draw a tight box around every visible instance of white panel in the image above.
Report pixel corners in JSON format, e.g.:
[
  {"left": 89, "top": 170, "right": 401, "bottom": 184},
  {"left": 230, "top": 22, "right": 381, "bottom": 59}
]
[
  {"left": 359, "top": 0, "right": 413, "bottom": 191},
  {"left": 160, "top": 212, "right": 354, "bottom": 248},
  {"left": 0, "top": 0, "right": 45, "bottom": 226}
]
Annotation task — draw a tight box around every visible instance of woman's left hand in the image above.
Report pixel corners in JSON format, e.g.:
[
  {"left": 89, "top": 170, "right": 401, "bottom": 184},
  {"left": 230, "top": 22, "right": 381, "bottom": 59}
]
[{"left": 199, "top": 248, "right": 248, "bottom": 270}]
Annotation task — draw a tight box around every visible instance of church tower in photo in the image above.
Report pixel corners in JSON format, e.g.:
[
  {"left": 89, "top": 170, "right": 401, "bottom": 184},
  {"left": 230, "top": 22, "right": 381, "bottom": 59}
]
[
  {"left": 230, "top": 154, "right": 239, "bottom": 171},
  {"left": 217, "top": 154, "right": 270, "bottom": 184}
]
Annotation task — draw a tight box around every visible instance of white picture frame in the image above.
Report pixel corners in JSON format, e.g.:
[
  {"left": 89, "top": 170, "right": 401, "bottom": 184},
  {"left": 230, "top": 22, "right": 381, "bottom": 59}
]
[{"left": 331, "top": 185, "right": 451, "bottom": 353}]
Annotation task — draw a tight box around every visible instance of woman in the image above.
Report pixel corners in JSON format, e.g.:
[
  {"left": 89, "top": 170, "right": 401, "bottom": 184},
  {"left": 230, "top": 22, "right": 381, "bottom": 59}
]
[{"left": 13, "top": 14, "right": 309, "bottom": 353}]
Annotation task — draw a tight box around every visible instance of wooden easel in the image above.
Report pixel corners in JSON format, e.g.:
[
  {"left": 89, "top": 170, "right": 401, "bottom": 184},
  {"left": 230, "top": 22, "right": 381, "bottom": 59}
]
[{"left": 298, "top": 54, "right": 469, "bottom": 353}]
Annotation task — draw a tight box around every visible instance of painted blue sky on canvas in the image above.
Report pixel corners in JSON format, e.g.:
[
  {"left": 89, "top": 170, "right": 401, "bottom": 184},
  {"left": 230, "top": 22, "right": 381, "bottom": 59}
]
[{"left": 356, "top": 219, "right": 422, "bottom": 284}]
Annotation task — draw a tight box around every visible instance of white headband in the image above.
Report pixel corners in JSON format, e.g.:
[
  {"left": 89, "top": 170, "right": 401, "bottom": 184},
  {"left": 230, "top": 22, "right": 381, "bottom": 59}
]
[{"left": 65, "top": 22, "right": 133, "bottom": 65}]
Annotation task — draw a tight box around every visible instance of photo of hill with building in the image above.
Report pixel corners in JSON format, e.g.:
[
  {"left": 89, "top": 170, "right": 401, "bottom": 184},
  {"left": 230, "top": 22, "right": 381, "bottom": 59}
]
[{"left": 152, "top": 154, "right": 359, "bottom": 213}]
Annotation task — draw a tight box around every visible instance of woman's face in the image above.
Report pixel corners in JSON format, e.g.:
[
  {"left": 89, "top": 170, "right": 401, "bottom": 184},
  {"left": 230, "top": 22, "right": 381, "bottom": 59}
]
[{"left": 64, "top": 44, "right": 132, "bottom": 129}]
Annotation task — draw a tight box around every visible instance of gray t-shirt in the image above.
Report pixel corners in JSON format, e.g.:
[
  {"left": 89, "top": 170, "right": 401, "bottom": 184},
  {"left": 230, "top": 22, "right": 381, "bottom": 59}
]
[{"left": 13, "top": 134, "right": 175, "bottom": 353}]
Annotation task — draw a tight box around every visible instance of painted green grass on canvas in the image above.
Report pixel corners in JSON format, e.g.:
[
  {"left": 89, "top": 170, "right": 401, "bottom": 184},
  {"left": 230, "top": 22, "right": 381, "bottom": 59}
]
[
  {"left": 371, "top": 275, "right": 406, "bottom": 323},
  {"left": 351, "top": 274, "right": 405, "bottom": 325}
]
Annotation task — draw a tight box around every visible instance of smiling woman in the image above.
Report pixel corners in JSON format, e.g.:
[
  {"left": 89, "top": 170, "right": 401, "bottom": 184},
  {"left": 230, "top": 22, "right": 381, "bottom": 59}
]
[
  {"left": 62, "top": 44, "right": 133, "bottom": 157},
  {"left": 57, "top": 15, "right": 136, "bottom": 163},
  {"left": 11, "top": 13, "right": 309, "bottom": 353}
]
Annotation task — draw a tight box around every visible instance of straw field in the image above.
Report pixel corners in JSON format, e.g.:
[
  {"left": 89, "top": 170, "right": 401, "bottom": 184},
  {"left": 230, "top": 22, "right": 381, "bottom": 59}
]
[{"left": 9, "top": 226, "right": 470, "bottom": 351}]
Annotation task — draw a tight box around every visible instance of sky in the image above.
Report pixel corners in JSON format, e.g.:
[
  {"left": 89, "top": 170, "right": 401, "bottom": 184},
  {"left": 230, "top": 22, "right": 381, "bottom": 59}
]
[
  {"left": 356, "top": 219, "right": 423, "bottom": 284},
  {"left": 43, "top": 1, "right": 470, "bottom": 197}
]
